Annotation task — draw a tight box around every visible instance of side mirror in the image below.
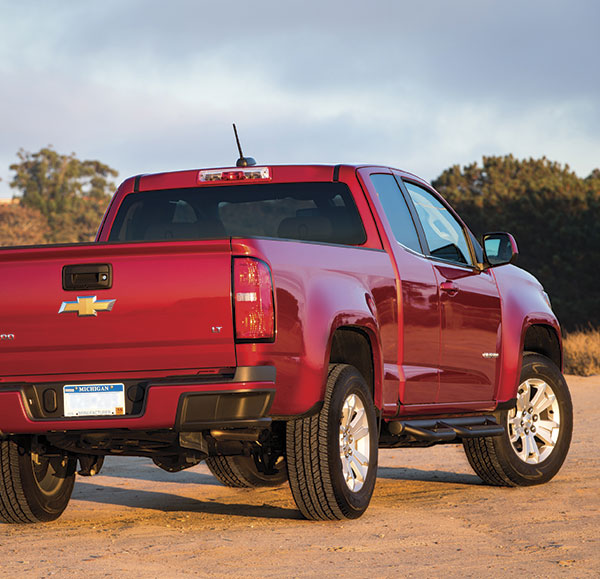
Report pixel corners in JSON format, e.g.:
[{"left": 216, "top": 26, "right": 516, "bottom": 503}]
[{"left": 482, "top": 232, "right": 518, "bottom": 266}]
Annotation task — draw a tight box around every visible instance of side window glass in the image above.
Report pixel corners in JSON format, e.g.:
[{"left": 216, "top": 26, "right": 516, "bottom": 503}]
[
  {"left": 404, "top": 182, "right": 473, "bottom": 266},
  {"left": 370, "top": 174, "right": 422, "bottom": 253}
]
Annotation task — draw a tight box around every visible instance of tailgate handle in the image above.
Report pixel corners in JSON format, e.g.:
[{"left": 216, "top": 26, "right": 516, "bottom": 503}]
[{"left": 62, "top": 264, "right": 113, "bottom": 291}]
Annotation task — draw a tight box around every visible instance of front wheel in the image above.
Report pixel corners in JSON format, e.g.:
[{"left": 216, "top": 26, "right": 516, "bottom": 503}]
[
  {"left": 463, "top": 353, "right": 573, "bottom": 486},
  {"left": 0, "top": 438, "right": 76, "bottom": 523},
  {"left": 286, "top": 364, "right": 378, "bottom": 520}
]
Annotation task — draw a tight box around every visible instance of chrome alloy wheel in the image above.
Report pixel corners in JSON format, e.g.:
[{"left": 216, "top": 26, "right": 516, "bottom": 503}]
[
  {"left": 507, "top": 378, "right": 561, "bottom": 464},
  {"left": 339, "top": 393, "right": 370, "bottom": 492}
]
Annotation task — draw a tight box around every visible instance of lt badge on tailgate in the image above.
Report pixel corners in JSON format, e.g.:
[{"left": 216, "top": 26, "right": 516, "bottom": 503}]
[{"left": 58, "top": 296, "right": 116, "bottom": 317}]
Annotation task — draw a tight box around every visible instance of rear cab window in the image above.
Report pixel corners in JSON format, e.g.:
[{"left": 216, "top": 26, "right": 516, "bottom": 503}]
[{"left": 108, "top": 182, "right": 367, "bottom": 246}]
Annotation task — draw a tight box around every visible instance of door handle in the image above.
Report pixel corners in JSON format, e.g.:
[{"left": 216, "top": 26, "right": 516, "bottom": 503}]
[
  {"left": 62, "top": 264, "right": 113, "bottom": 291},
  {"left": 440, "top": 281, "right": 459, "bottom": 296}
]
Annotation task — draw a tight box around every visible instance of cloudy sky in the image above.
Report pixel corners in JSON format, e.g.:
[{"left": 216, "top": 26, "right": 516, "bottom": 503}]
[{"left": 1, "top": 0, "right": 598, "bottom": 198}]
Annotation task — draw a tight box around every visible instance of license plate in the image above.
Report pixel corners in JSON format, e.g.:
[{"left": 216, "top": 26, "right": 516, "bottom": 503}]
[{"left": 63, "top": 384, "right": 126, "bottom": 417}]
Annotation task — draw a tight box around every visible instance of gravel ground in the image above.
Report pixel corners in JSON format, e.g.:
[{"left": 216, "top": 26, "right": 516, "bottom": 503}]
[{"left": 1, "top": 375, "right": 598, "bottom": 578}]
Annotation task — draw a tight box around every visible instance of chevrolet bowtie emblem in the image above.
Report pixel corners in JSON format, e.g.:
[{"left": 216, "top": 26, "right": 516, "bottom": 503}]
[{"left": 58, "top": 296, "right": 116, "bottom": 317}]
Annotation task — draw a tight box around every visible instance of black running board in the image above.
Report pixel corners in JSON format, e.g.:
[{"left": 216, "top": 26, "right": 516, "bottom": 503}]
[{"left": 386, "top": 415, "right": 504, "bottom": 444}]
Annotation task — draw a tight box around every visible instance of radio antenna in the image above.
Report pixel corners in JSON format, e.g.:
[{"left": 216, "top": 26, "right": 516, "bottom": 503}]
[{"left": 232, "top": 123, "right": 256, "bottom": 167}]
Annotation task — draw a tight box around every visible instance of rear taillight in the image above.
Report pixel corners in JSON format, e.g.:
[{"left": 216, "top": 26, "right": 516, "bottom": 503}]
[{"left": 233, "top": 257, "right": 275, "bottom": 341}]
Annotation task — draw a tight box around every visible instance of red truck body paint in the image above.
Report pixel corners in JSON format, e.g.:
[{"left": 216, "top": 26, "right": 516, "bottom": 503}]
[{"left": 0, "top": 164, "right": 561, "bottom": 433}]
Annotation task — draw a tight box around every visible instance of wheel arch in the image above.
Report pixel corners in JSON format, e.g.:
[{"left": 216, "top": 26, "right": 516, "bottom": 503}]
[
  {"left": 329, "top": 326, "right": 380, "bottom": 406},
  {"left": 522, "top": 324, "right": 562, "bottom": 371}
]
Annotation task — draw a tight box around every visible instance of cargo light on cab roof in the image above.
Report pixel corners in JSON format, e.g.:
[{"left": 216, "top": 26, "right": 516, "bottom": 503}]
[{"left": 198, "top": 167, "right": 270, "bottom": 182}]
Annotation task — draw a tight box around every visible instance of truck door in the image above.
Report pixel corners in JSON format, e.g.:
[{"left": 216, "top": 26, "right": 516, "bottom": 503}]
[{"left": 401, "top": 180, "right": 501, "bottom": 403}]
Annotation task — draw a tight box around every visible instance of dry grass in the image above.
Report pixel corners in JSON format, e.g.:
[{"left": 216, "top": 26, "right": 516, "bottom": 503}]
[{"left": 563, "top": 328, "right": 600, "bottom": 376}]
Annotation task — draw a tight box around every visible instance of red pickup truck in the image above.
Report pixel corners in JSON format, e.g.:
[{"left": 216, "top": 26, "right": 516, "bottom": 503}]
[{"left": 0, "top": 163, "right": 572, "bottom": 523}]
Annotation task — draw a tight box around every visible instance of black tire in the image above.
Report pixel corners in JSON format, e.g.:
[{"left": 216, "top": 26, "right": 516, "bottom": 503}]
[
  {"left": 286, "top": 364, "right": 378, "bottom": 520},
  {"left": 0, "top": 438, "right": 76, "bottom": 524},
  {"left": 206, "top": 455, "right": 288, "bottom": 488},
  {"left": 463, "top": 353, "right": 573, "bottom": 487}
]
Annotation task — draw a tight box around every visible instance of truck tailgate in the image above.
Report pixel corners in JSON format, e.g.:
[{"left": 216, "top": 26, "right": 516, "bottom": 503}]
[{"left": 0, "top": 240, "right": 235, "bottom": 377}]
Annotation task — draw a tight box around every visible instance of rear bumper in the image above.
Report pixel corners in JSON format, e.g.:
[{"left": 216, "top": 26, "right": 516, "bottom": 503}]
[{"left": 0, "top": 366, "right": 275, "bottom": 435}]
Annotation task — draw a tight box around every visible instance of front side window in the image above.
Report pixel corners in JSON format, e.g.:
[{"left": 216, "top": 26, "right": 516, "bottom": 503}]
[{"left": 404, "top": 182, "right": 473, "bottom": 266}]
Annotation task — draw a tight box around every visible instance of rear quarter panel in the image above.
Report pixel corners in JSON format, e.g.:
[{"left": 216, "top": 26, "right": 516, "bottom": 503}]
[{"left": 232, "top": 238, "right": 398, "bottom": 416}]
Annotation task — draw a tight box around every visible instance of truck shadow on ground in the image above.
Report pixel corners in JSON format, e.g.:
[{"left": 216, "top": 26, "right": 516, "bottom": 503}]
[
  {"left": 95, "top": 461, "right": 481, "bottom": 487},
  {"left": 72, "top": 482, "right": 303, "bottom": 520},
  {"left": 70, "top": 465, "right": 482, "bottom": 522},
  {"left": 96, "top": 465, "right": 215, "bottom": 484},
  {"left": 95, "top": 458, "right": 483, "bottom": 485},
  {"left": 377, "top": 467, "right": 482, "bottom": 485}
]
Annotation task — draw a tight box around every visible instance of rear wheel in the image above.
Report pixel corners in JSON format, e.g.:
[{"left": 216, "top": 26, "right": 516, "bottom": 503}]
[
  {"left": 0, "top": 438, "right": 76, "bottom": 523},
  {"left": 463, "top": 353, "right": 572, "bottom": 486},
  {"left": 206, "top": 455, "right": 288, "bottom": 488},
  {"left": 286, "top": 364, "right": 378, "bottom": 520}
]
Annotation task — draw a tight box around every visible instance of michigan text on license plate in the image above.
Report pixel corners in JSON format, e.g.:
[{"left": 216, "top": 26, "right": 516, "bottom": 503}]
[{"left": 63, "top": 384, "right": 125, "bottom": 417}]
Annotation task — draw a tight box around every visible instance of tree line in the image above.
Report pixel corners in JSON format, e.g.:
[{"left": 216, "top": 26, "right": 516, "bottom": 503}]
[
  {"left": 432, "top": 156, "right": 599, "bottom": 331},
  {"left": 1, "top": 147, "right": 598, "bottom": 331}
]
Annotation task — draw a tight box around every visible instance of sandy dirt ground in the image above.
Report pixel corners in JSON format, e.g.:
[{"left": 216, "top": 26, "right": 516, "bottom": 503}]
[{"left": 0, "top": 375, "right": 598, "bottom": 578}]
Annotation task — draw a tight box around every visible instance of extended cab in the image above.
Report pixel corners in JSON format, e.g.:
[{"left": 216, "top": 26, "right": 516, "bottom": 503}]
[{"left": 0, "top": 163, "right": 572, "bottom": 523}]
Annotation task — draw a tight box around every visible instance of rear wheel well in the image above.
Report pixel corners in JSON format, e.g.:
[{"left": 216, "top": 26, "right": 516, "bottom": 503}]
[
  {"left": 523, "top": 324, "right": 562, "bottom": 369},
  {"left": 329, "top": 327, "right": 374, "bottom": 396}
]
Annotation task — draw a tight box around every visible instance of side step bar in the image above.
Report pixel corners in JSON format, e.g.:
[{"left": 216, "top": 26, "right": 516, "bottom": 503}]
[{"left": 387, "top": 415, "right": 504, "bottom": 443}]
